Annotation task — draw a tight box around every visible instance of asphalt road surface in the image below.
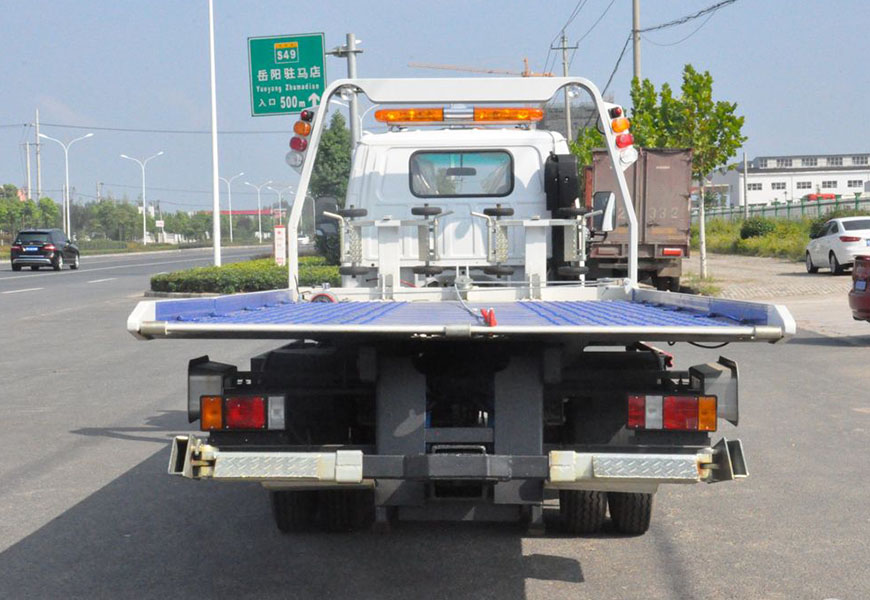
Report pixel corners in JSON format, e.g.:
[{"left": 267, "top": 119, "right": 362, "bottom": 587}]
[{"left": 0, "top": 251, "right": 867, "bottom": 599}]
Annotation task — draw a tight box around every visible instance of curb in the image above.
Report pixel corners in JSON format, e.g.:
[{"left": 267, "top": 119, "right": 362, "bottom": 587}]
[{"left": 144, "top": 290, "right": 221, "bottom": 298}]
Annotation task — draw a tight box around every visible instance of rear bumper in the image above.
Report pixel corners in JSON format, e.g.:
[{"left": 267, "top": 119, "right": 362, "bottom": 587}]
[
  {"left": 169, "top": 435, "right": 747, "bottom": 493},
  {"left": 11, "top": 256, "right": 52, "bottom": 265}
]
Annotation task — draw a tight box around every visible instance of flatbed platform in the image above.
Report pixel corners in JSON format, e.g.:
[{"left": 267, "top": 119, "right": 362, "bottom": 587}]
[{"left": 129, "top": 287, "right": 794, "bottom": 343}]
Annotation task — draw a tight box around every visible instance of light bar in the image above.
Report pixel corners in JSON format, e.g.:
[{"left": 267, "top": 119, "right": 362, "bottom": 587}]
[
  {"left": 375, "top": 108, "right": 444, "bottom": 123},
  {"left": 374, "top": 106, "right": 544, "bottom": 124},
  {"left": 473, "top": 107, "right": 544, "bottom": 122}
]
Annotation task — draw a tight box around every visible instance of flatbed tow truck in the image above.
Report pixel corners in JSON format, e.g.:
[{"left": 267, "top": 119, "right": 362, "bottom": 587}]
[{"left": 127, "top": 77, "right": 794, "bottom": 534}]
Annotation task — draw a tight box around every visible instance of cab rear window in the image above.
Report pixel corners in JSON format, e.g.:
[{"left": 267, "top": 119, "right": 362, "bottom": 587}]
[
  {"left": 15, "top": 232, "right": 50, "bottom": 244},
  {"left": 410, "top": 151, "right": 513, "bottom": 198}
]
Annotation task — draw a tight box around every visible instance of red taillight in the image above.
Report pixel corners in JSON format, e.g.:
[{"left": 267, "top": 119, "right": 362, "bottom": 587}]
[
  {"left": 224, "top": 396, "right": 266, "bottom": 429},
  {"left": 11, "top": 245, "right": 22, "bottom": 251},
  {"left": 663, "top": 396, "right": 698, "bottom": 430},
  {"left": 839, "top": 236, "right": 861, "bottom": 242},
  {"left": 662, "top": 247, "right": 683, "bottom": 257},
  {"left": 615, "top": 133, "right": 634, "bottom": 148},
  {"left": 290, "top": 136, "right": 308, "bottom": 152},
  {"left": 627, "top": 395, "right": 646, "bottom": 428},
  {"left": 43, "top": 244, "right": 56, "bottom": 251}
]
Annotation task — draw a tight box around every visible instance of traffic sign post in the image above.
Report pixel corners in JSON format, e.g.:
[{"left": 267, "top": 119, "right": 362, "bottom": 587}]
[{"left": 248, "top": 33, "right": 326, "bottom": 116}]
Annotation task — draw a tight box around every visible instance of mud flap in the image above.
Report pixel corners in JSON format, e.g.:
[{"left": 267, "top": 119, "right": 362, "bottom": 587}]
[{"left": 708, "top": 438, "right": 749, "bottom": 483}]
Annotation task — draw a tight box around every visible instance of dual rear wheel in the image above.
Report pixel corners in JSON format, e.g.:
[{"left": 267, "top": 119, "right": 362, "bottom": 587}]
[{"left": 559, "top": 490, "right": 653, "bottom": 535}]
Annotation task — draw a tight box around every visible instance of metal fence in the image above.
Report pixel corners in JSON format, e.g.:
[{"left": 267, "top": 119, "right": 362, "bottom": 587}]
[{"left": 692, "top": 196, "right": 870, "bottom": 223}]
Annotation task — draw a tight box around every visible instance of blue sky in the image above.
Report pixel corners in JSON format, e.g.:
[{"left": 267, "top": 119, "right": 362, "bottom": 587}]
[{"left": 1, "top": 0, "right": 866, "bottom": 212}]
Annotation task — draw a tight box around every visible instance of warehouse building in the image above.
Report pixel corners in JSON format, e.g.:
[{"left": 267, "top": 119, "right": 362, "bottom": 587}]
[{"left": 711, "top": 153, "right": 870, "bottom": 206}]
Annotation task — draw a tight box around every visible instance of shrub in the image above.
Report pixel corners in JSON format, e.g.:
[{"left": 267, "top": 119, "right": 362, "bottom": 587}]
[
  {"left": 150, "top": 257, "right": 339, "bottom": 294},
  {"left": 739, "top": 217, "right": 776, "bottom": 239}
]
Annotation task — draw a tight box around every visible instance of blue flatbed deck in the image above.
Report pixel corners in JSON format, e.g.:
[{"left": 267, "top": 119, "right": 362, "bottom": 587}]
[{"left": 130, "top": 288, "right": 793, "bottom": 343}]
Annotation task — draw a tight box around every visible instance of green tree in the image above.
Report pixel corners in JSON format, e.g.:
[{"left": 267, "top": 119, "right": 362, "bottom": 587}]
[
  {"left": 37, "top": 197, "right": 61, "bottom": 228},
  {"left": 310, "top": 112, "right": 352, "bottom": 204}
]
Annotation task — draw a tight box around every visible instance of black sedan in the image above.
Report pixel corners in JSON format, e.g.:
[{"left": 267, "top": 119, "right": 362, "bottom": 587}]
[{"left": 10, "top": 229, "right": 80, "bottom": 271}]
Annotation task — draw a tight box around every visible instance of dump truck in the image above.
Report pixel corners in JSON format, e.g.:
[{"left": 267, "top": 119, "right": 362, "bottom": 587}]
[
  {"left": 585, "top": 148, "right": 693, "bottom": 292},
  {"left": 128, "top": 77, "right": 794, "bottom": 535}
]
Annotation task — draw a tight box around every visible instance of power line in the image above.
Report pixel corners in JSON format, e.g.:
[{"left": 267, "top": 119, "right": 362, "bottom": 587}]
[
  {"left": 568, "top": 0, "right": 618, "bottom": 68},
  {"left": 39, "top": 122, "right": 291, "bottom": 135},
  {"left": 640, "top": 0, "right": 736, "bottom": 35},
  {"left": 642, "top": 11, "right": 716, "bottom": 46}
]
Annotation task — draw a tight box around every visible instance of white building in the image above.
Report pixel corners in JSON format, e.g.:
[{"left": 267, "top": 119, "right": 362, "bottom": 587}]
[{"left": 711, "top": 153, "right": 870, "bottom": 207}]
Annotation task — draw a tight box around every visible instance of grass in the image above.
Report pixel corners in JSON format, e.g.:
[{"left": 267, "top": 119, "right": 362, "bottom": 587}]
[
  {"left": 681, "top": 272, "right": 721, "bottom": 297},
  {"left": 692, "top": 210, "right": 870, "bottom": 262}
]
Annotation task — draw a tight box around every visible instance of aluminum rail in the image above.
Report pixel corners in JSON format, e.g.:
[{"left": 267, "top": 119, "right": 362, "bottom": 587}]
[{"left": 286, "top": 77, "right": 640, "bottom": 298}]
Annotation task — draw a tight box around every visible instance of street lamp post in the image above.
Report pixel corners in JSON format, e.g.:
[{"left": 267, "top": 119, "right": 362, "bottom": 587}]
[
  {"left": 120, "top": 151, "right": 164, "bottom": 245},
  {"left": 267, "top": 185, "right": 294, "bottom": 222},
  {"left": 244, "top": 179, "right": 272, "bottom": 243},
  {"left": 219, "top": 172, "right": 244, "bottom": 243},
  {"left": 38, "top": 132, "right": 94, "bottom": 237}
]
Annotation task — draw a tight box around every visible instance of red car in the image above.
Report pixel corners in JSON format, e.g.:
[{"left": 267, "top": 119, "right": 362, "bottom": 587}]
[{"left": 849, "top": 255, "right": 870, "bottom": 321}]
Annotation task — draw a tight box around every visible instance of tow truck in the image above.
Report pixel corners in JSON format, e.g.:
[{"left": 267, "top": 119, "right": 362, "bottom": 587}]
[{"left": 127, "top": 77, "right": 794, "bottom": 534}]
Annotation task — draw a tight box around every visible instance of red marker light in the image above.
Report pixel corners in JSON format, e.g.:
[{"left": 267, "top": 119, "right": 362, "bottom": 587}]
[
  {"left": 290, "top": 137, "right": 308, "bottom": 152},
  {"left": 224, "top": 396, "right": 266, "bottom": 429},
  {"left": 300, "top": 109, "right": 315, "bottom": 122},
  {"left": 608, "top": 106, "right": 623, "bottom": 119},
  {"left": 615, "top": 133, "right": 634, "bottom": 148}
]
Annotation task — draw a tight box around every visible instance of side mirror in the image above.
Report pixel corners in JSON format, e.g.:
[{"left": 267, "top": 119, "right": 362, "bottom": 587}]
[{"left": 592, "top": 191, "right": 617, "bottom": 232}]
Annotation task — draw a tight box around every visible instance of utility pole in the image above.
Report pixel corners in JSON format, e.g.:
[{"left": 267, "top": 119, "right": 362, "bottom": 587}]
[
  {"left": 207, "top": 0, "right": 222, "bottom": 265},
  {"left": 632, "top": 0, "right": 642, "bottom": 81},
  {"left": 25, "top": 143, "right": 32, "bottom": 200},
  {"left": 552, "top": 32, "right": 578, "bottom": 141},
  {"left": 742, "top": 152, "right": 749, "bottom": 220},
  {"left": 326, "top": 33, "right": 363, "bottom": 147},
  {"left": 35, "top": 109, "right": 42, "bottom": 199}
]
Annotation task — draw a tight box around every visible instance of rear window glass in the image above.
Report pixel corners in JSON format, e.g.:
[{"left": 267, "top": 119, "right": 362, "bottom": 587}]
[
  {"left": 842, "top": 219, "right": 870, "bottom": 231},
  {"left": 15, "top": 232, "right": 50, "bottom": 244},
  {"left": 410, "top": 151, "right": 513, "bottom": 198}
]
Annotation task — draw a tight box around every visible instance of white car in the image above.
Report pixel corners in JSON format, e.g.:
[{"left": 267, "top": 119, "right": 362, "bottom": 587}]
[{"left": 806, "top": 216, "right": 870, "bottom": 274}]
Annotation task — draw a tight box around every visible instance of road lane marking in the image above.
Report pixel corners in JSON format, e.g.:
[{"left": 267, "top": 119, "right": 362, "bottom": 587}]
[
  {"left": 87, "top": 278, "right": 117, "bottom": 283},
  {"left": 0, "top": 250, "right": 260, "bottom": 282},
  {"left": 2, "top": 287, "right": 44, "bottom": 294}
]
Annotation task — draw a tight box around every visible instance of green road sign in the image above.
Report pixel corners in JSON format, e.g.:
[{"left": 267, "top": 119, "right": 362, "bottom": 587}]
[{"left": 248, "top": 33, "right": 326, "bottom": 117}]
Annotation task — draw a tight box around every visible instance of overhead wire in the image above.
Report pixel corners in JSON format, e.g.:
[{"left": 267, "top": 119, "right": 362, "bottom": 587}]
[
  {"left": 642, "top": 11, "right": 716, "bottom": 46},
  {"left": 568, "top": 0, "right": 618, "bottom": 69}
]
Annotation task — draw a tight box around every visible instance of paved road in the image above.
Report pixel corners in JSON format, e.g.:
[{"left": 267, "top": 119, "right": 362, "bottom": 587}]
[{"left": 0, "top": 254, "right": 867, "bottom": 599}]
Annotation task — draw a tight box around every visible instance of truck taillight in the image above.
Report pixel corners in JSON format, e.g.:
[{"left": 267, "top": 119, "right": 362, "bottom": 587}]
[
  {"left": 627, "top": 394, "right": 717, "bottom": 431},
  {"left": 224, "top": 396, "right": 266, "bottom": 429},
  {"left": 201, "top": 396, "right": 223, "bottom": 430},
  {"left": 662, "top": 247, "right": 683, "bottom": 257},
  {"left": 200, "top": 395, "right": 283, "bottom": 431}
]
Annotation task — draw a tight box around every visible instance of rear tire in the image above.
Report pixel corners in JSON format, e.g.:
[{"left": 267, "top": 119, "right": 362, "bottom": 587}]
[
  {"left": 53, "top": 255, "right": 63, "bottom": 271},
  {"left": 12, "top": 264, "right": 21, "bottom": 271},
  {"left": 829, "top": 251, "right": 843, "bottom": 275},
  {"left": 270, "top": 490, "right": 319, "bottom": 533},
  {"left": 806, "top": 252, "right": 818, "bottom": 273},
  {"left": 608, "top": 492, "right": 653, "bottom": 535},
  {"left": 30, "top": 266, "right": 39, "bottom": 271},
  {"left": 70, "top": 254, "right": 80, "bottom": 270},
  {"left": 559, "top": 490, "right": 607, "bottom": 534}
]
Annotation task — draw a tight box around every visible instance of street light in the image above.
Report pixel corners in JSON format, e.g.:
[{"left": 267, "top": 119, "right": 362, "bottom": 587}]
[
  {"left": 120, "top": 151, "right": 164, "bottom": 245},
  {"left": 267, "top": 184, "right": 294, "bottom": 222},
  {"left": 219, "top": 171, "right": 244, "bottom": 243},
  {"left": 38, "top": 132, "right": 94, "bottom": 237},
  {"left": 244, "top": 179, "right": 272, "bottom": 243}
]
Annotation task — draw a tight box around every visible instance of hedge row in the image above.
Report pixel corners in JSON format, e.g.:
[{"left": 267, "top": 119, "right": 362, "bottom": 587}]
[{"left": 150, "top": 256, "right": 339, "bottom": 294}]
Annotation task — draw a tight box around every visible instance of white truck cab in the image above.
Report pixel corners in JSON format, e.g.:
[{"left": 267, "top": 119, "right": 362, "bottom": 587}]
[{"left": 345, "top": 127, "right": 571, "bottom": 286}]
